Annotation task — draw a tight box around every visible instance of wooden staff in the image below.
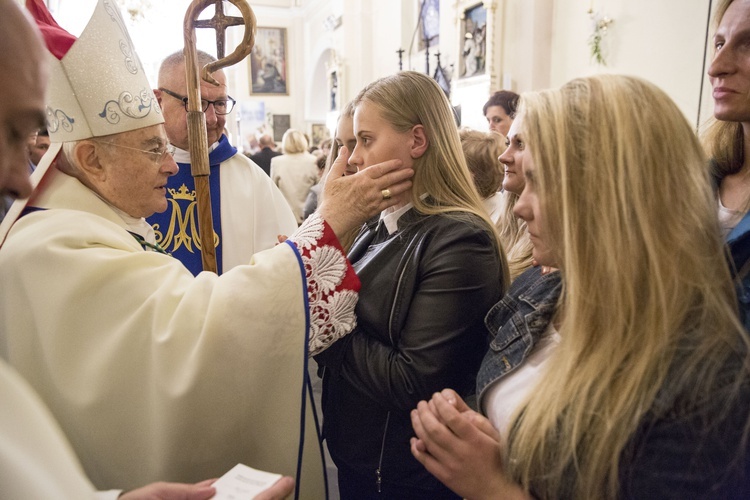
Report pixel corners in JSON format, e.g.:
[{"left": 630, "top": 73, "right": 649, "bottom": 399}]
[{"left": 183, "top": 0, "right": 256, "bottom": 273}]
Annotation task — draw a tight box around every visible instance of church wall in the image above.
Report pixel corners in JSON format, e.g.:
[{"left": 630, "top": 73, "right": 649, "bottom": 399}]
[
  {"left": 50, "top": 0, "right": 718, "bottom": 146},
  {"left": 426, "top": 0, "right": 712, "bottom": 130},
  {"left": 546, "top": 0, "right": 712, "bottom": 126}
]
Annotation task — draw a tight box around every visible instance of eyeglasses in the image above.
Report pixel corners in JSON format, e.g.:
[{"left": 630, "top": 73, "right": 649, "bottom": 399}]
[
  {"left": 93, "top": 140, "right": 176, "bottom": 165},
  {"left": 158, "top": 87, "right": 236, "bottom": 115}
]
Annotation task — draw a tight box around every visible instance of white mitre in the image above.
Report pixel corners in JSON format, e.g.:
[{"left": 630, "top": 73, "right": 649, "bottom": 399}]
[
  {"left": 0, "top": 0, "right": 163, "bottom": 244},
  {"left": 44, "top": 0, "right": 162, "bottom": 141}
]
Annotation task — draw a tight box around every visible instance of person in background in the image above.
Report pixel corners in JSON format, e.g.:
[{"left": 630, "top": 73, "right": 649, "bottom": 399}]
[
  {"left": 245, "top": 133, "right": 260, "bottom": 156},
  {"left": 411, "top": 74, "right": 750, "bottom": 499},
  {"left": 496, "top": 117, "right": 534, "bottom": 282},
  {"left": 459, "top": 128, "right": 504, "bottom": 224},
  {"left": 29, "top": 127, "right": 50, "bottom": 166},
  {"left": 302, "top": 151, "right": 327, "bottom": 220},
  {"left": 318, "top": 101, "right": 360, "bottom": 251},
  {"left": 250, "top": 133, "right": 282, "bottom": 177},
  {"left": 483, "top": 90, "right": 519, "bottom": 137},
  {"left": 316, "top": 71, "right": 508, "bottom": 499},
  {"left": 704, "top": 0, "right": 750, "bottom": 329},
  {"left": 318, "top": 138, "right": 332, "bottom": 158},
  {"left": 271, "top": 129, "right": 320, "bottom": 224},
  {"left": 152, "top": 50, "right": 297, "bottom": 276}
]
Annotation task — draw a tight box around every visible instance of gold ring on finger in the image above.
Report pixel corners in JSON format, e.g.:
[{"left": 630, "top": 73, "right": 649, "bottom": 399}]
[{"left": 381, "top": 188, "right": 392, "bottom": 200}]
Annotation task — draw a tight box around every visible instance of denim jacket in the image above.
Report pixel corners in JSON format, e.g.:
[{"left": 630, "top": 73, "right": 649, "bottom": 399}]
[
  {"left": 727, "top": 211, "right": 750, "bottom": 331},
  {"left": 476, "top": 266, "right": 562, "bottom": 412}
]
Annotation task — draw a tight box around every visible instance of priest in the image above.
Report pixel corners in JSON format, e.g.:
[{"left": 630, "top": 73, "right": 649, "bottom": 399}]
[
  {"left": 150, "top": 50, "right": 298, "bottom": 276},
  {"left": 0, "top": 0, "right": 412, "bottom": 497}
]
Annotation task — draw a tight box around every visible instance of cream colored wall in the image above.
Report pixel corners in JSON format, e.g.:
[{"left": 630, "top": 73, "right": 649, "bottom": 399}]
[
  {"left": 432, "top": 0, "right": 713, "bottom": 129},
  {"left": 546, "top": 0, "right": 712, "bottom": 126},
  {"left": 50, "top": 0, "right": 717, "bottom": 144}
]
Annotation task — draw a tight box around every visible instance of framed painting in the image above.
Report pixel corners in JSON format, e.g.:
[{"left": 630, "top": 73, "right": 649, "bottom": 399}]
[
  {"left": 311, "top": 123, "right": 329, "bottom": 147},
  {"left": 272, "top": 114, "right": 290, "bottom": 142},
  {"left": 249, "top": 27, "right": 289, "bottom": 95},
  {"left": 419, "top": 0, "right": 440, "bottom": 51},
  {"left": 460, "top": 4, "right": 487, "bottom": 79}
]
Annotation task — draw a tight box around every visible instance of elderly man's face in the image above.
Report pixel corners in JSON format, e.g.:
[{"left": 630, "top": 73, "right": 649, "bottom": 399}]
[
  {"left": 0, "top": 0, "right": 47, "bottom": 197},
  {"left": 92, "top": 125, "right": 178, "bottom": 218}
]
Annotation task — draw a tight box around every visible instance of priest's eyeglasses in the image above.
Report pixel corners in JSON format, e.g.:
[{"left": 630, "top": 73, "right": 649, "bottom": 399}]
[
  {"left": 93, "top": 140, "right": 176, "bottom": 165},
  {"left": 158, "top": 88, "right": 236, "bottom": 115}
]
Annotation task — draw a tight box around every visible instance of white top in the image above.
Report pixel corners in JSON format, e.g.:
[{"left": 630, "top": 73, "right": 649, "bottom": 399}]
[
  {"left": 380, "top": 201, "right": 415, "bottom": 234},
  {"left": 483, "top": 324, "right": 561, "bottom": 438},
  {"left": 718, "top": 196, "right": 745, "bottom": 238},
  {"left": 483, "top": 192, "right": 504, "bottom": 225},
  {"left": 271, "top": 153, "right": 320, "bottom": 223}
]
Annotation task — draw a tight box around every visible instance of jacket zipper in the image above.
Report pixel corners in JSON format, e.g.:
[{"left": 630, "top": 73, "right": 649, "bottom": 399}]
[
  {"left": 388, "top": 260, "right": 411, "bottom": 345},
  {"left": 375, "top": 411, "right": 391, "bottom": 492},
  {"left": 376, "top": 253, "right": 410, "bottom": 491}
]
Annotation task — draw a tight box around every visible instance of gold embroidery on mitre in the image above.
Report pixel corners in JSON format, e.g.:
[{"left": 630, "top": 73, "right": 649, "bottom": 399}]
[{"left": 153, "top": 183, "right": 219, "bottom": 252}]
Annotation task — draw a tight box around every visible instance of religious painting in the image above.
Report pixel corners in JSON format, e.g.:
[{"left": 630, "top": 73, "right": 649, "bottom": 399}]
[
  {"left": 272, "top": 114, "right": 291, "bottom": 142},
  {"left": 460, "top": 4, "right": 487, "bottom": 79},
  {"left": 328, "top": 69, "right": 339, "bottom": 112},
  {"left": 250, "top": 27, "right": 288, "bottom": 95},
  {"left": 418, "top": 0, "right": 440, "bottom": 51},
  {"left": 311, "top": 123, "right": 329, "bottom": 148}
]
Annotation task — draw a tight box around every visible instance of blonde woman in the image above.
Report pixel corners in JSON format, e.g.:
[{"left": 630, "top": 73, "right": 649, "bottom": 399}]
[
  {"left": 315, "top": 71, "right": 508, "bottom": 499},
  {"left": 496, "top": 117, "right": 534, "bottom": 281},
  {"left": 411, "top": 75, "right": 750, "bottom": 498},
  {"left": 458, "top": 129, "right": 504, "bottom": 224},
  {"left": 270, "top": 128, "right": 319, "bottom": 223},
  {"left": 705, "top": 0, "right": 750, "bottom": 328}
]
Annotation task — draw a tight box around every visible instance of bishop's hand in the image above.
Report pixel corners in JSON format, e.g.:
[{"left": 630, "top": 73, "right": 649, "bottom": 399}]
[{"left": 318, "top": 146, "right": 413, "bottom": 239}]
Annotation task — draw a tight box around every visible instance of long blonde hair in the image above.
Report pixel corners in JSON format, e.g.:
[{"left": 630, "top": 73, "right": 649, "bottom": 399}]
[
  {"left": 496, "top": 191, "right": 533, "bottom": 282},
  {"left": 353, "top": 71, "right": 509, "bottom": 288},
  {"left": 507, "top": 74, "right": 750, "bottom": 498}
]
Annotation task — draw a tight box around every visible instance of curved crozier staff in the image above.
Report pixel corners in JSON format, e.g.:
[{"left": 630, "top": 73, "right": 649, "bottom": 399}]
[{"left": 183, "top": 0, "right": 256, "bottom": 273}]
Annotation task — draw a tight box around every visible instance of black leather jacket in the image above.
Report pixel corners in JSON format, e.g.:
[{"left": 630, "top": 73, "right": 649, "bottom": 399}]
[{"left": 316, "top": 208, "right": 504, "bottom": 494}]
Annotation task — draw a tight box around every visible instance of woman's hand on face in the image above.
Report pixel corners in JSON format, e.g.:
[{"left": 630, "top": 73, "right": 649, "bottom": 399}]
[
  {"left": 318, "top": 146, "right": 413, "bottom": 239},
  {"left": 410, "top": 389, "right": 530, "bottom": 500}
]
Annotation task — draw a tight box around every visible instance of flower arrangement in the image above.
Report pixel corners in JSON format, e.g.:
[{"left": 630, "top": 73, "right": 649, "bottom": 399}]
[{"left": 588, "top": 8, "right": 614, "bottom": 66}]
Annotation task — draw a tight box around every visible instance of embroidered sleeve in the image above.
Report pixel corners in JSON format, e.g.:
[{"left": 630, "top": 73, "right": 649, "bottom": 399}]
[{"left": 288, "top": 212, "right": 360, "bottom": 356}]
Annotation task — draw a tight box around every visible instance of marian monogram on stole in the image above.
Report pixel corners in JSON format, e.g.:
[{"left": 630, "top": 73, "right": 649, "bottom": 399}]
[{"left": 153, "top": 184, "right": 220, "bottom": 252}]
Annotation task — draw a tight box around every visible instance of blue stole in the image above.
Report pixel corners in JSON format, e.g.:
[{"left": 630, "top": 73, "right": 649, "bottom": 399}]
[
  {"left": 727, "top": 212, "right": 750, "bottom": 332},
  {"left": 728, "top": 211, "right": 750, "bottom": 275},
  {"left": 148, "top": 134, "right": 237, "bottom": 276}
]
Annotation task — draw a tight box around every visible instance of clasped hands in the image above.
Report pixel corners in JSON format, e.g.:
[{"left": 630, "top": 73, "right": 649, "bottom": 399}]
[{"left": 410, "top": 389, "right": 530, "bottom": 500}]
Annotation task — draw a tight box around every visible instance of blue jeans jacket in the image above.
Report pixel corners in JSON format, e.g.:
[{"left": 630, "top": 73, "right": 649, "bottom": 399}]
[
  {"left": 728, "top": 211, "right": 750, "bottom": 331},
  {"left": 475, "top": 266, "right": 562, "bottom": 412}
]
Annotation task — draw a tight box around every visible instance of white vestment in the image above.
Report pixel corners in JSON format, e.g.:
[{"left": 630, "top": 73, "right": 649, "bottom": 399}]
[
  {"left": 0, "top": 168, "right": 357, "bottom": 497},
  {"left": 0, "top": 359, "right": 121, "bottom": 499}
]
